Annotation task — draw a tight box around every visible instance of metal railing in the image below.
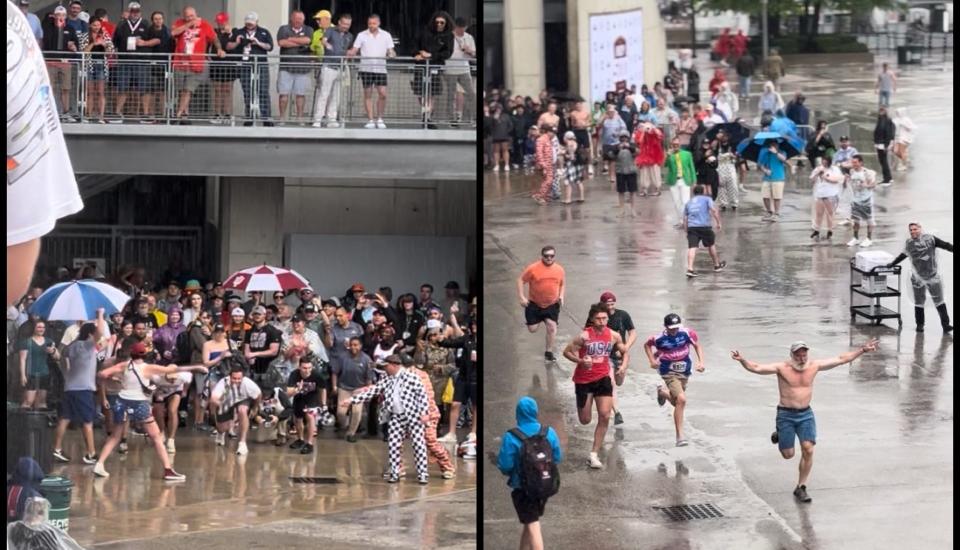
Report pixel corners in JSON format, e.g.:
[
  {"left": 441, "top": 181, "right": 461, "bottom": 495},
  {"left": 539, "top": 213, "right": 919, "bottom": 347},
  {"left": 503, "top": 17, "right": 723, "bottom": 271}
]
[{"left": 41, "top": 52, "right": 477, "bottom": 128}]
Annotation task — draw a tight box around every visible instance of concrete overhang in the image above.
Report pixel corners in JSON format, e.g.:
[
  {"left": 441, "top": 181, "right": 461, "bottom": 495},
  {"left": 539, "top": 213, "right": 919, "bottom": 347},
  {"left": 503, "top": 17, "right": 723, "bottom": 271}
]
[{"left": 63, "top": 125, "right": 476, "bottom": 180}]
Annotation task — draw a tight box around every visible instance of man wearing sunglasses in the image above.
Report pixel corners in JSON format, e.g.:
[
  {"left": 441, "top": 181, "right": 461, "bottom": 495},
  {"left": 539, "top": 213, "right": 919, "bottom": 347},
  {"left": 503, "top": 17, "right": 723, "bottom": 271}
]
[{"left": 518, "top": 246, "right": 566, "bottom": 362}]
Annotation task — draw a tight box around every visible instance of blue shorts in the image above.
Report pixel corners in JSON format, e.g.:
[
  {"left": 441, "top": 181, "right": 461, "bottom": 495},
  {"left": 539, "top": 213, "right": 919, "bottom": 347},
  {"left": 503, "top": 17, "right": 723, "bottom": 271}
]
[
  {"left": 112, "top": 397, "right": 153, "bottom": 424},
  {"left": 775, "top": 406, "right": 817, "bottom": 450},
  {"left": 115, "top": 63, "right": 146, "bottom": 91},
  {"left": 658, "top": 356, "right": 691, "bottom": 377},
  {"left": 60, "top": 390, "right": 96, "bottom": 424}
]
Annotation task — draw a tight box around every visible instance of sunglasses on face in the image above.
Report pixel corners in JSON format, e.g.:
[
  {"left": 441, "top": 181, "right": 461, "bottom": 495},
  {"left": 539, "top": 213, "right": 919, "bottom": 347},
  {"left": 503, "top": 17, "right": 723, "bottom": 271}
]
[{"left": 542, "top": 254, "right": 555, "bottom": 259}]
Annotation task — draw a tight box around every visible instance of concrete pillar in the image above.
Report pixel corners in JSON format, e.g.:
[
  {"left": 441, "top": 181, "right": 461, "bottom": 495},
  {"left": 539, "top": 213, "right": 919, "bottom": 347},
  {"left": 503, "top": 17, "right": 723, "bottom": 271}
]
[
  {"left": 566, "top": 0, "right": 580, "bottom": 94},
  {"left": 503, "top": 0, "right": 545, "bottom": 98},
  {"left": 218, "top": 176, "right": 284, "bottom": 277}
]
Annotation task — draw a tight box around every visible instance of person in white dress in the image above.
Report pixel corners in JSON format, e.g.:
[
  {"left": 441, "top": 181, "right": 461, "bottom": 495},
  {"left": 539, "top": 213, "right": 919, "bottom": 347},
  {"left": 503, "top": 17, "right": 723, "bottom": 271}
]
[{"left": 891, "top": 107, "right": 916, "bottom": 172}]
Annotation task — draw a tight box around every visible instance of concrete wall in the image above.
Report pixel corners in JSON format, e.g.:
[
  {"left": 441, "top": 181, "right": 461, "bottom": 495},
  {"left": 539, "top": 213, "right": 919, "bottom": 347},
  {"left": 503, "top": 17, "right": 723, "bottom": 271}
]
[
  {"left": 502, "top": 0, "right": 545, "bottom": 98},
  {"left": 572, "top": 0, "right": 667, "bottom": 102},
  {"left": 218, "top": 176, "right": 285, "bottom": 276}
]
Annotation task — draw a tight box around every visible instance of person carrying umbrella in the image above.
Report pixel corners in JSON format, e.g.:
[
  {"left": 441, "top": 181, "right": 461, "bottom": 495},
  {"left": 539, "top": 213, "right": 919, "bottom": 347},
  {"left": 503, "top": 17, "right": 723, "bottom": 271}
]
[{"left": 758, "top": 140, "right": 788, "bottom": 222}]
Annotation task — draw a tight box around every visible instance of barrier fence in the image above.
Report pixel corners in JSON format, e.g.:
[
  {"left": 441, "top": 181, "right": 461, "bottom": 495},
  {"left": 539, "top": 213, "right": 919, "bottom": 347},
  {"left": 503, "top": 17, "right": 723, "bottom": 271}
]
[{"left": 42, "top": 52, "right": 477, "bottom": 128}]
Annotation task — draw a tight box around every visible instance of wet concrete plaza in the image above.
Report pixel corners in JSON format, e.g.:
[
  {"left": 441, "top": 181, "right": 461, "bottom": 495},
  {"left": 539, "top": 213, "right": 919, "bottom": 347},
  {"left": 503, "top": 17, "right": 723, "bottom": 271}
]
[
  {"left": 52, "top": 426, "right": 476, "bottom": 548},
  {"left": 483, "top": 55, "right": 953, "bottom": 549}
]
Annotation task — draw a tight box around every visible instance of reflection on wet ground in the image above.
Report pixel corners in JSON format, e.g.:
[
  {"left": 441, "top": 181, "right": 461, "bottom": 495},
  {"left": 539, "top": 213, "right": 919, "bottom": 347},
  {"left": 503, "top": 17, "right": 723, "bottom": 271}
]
[
  {"left": 484, "top": 55, "right": 952, "bottom": 550},
  {"left": 53, "top": 427, "right": 475, "bottom": 548}
]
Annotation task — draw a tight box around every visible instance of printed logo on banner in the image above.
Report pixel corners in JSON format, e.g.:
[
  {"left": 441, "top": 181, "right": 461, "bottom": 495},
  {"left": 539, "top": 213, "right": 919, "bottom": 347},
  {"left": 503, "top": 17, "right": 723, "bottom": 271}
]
[{"left": 589, "top": 9, "right": 644, "bottom": 103}]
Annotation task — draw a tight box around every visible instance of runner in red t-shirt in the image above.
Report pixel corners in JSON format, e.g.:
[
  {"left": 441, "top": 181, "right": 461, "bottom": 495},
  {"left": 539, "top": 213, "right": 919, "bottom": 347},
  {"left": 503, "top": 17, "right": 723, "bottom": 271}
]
[
  {"left": 562, "top": 302, "right": 628, "bottom": 470},
  {"left": 170, "top": 6, "right": 224, "bottom": 121}
]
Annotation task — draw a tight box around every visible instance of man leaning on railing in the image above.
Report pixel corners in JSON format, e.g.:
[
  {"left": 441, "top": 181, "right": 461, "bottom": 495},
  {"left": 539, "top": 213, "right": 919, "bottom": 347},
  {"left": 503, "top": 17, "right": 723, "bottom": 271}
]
[{"left": 311, "top": 10, "right": 353, "bottom": 128}]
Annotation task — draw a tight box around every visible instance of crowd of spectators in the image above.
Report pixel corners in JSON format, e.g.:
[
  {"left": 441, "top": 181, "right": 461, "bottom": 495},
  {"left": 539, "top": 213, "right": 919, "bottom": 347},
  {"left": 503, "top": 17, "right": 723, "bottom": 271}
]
[
  {"left": 23, "top": 0, "right": 476, "bottom": 127},
  {"left": 7, "top": 266, "right": 478, "bottom": 466}
]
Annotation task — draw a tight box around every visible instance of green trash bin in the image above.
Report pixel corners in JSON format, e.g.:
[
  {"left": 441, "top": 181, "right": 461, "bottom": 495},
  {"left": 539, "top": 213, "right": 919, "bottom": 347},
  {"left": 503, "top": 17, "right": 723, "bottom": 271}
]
[{"left": 39, "top": 476, "right": 74, "bottom": 533}]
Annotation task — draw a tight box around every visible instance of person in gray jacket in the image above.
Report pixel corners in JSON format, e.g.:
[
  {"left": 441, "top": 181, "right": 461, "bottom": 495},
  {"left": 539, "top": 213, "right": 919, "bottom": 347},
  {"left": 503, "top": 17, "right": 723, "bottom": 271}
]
[{"left": 614, "top": 130, "right": 639, "bottom": 218}]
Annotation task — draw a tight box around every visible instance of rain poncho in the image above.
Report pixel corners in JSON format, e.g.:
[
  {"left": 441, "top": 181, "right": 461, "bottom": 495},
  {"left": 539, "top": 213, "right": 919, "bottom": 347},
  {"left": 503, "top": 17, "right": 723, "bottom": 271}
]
[
  {"left": 153, "top": 305, "right": 185, "bottom": 363},
  {"left": 893, "top": 107, "right": 916, "bottom": 145}
]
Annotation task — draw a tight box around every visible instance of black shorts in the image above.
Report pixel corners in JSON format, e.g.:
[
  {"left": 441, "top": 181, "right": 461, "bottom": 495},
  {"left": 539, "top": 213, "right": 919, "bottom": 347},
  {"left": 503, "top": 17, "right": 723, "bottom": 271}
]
[
  {"left": 292, "top": 394, "right": 320, "bottom": 419},
  {"left": 511, "top": 489, "right": 547, "bottom": 525},
  {"left": 453, "top": 378, "right": 476, "bottom": 404},
  {"left": 687, "top": 226, "right": 716, "bottom": 248},
  {"left": 524, "top": 302, "right": 560, "bottom": 326},
  {"left": 358, "top": 71, "right": 387, "bottom": 88},
  {"left": 573, "top": 129, "right": 590, "bottom": 150},
  {"left": 616, "top": 173, "right": 638, "bottom": 194},
  {"left": 575, "top": 376, "right": 613, "bottom": 409},
  {"left": 25, "top": 375, "right": 49, "bottom": 391}
]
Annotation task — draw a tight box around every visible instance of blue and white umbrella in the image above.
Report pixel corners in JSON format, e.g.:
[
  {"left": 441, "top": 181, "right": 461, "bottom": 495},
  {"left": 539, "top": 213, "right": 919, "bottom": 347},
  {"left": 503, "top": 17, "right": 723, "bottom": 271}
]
[{"left": 29, "top": 280, "right": 132, "bottom": 321}]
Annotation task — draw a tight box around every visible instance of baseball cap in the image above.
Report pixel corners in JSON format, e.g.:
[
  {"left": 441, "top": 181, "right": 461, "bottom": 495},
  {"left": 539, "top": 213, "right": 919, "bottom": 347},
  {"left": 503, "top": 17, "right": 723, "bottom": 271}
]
[
  {"left": 444, "top": 281, "right": 460, "bottom": 290},
  {"left": 167, "top": 280, "right": 181, "bottom": 288},
  {"left": 600, "top": 291, "right": 616, "bottom": 303},
  {"left": 251, "top": 305, "right": 267, "bottom": 315},
  {"left": 839, "top": 135, "right": 850, "bottom": 141},
  {"left": 78, "top": 11, "right": 89, "bottom": 22},
  {"left": 304, "top": 304, "right": 318, "bottom": 313},
  {"left": 54, "top": 5, "right": 67, "bottom": 14},
  {"left": 384, "top": 354, "right": 402, "bottom": 365},
  {"left": 313, "top": 9, "right": 332, "bottom": 19},
  {"left": 563, "top": 131, "right": 576, "bottom": 141},
  {"left": 426, "top": 319, "right": 443, "bottom": 330},
  {"left": 127, "top": 2, "right": 141, "bottom": 10},
  {"left": 225, "top": 294, "right": 242, "bottom": 303},
  {"left": 664, "top": 313, "right": 682, "bottom": 329},
  {"left": 321, "top": 299, "right": 337, "bottom": 308},
  {"left": 244, "top": 11, "right": 258, "bottom": 23},
  {"left": 130, "top": 342, "right": 147, "bottom": 357},
  {"left": 215, "top": 12, "right": 228, "bottom": 25},
  {"left": 231, "top": 307, "right": 246, "bottom": 316},
  {"left": 213, "top": 281, "right": 223, "bottom": 287},
  {"left": 18, "top": 0, "right": 30, "bottom": 6},
  {"left": 350, "top": 283, "right": 365, "bottom": 292},
  {"left": 790, "top": 341, "right": 810, "bottom": 353}
]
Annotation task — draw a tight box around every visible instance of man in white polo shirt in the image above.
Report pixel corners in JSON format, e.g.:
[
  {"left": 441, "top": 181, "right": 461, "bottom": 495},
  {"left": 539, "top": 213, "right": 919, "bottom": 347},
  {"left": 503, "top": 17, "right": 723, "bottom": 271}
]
[{"left": 347, "top": 13, "right": 395, "bottom": 129}]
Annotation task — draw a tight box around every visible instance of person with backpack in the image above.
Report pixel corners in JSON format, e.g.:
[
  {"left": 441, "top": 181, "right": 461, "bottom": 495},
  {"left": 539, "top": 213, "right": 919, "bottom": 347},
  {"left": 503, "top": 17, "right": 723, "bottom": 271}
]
[
  {"left": 497, "top": 396, "right": 562, "bottom": 550},
  {"left": 6, "top": 457, "right": 44, "bottom": 524}
]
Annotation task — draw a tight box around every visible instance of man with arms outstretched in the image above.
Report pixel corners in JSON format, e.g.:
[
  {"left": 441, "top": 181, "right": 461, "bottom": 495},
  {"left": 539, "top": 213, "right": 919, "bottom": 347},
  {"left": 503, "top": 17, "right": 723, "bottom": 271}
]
[{"left": 730, "top": 338, "right": 878, "bottom": 502}]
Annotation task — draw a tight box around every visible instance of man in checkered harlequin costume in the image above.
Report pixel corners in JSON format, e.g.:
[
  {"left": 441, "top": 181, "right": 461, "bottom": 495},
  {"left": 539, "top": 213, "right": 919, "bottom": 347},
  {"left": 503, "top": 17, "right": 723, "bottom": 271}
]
[{"left": 351, "top": 354, "right": 431, "bottom": 484}]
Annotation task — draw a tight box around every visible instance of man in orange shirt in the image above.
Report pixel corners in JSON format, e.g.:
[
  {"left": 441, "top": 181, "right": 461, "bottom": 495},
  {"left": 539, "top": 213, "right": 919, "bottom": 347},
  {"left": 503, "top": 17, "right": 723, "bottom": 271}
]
[{"left": 517, "top": 246, "right": 566, "bottom": 361}]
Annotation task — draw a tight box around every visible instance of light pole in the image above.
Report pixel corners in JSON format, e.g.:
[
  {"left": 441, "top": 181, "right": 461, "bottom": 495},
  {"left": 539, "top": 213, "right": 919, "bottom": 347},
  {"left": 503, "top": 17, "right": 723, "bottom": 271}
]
[
  {"left": 761, "top": 0, "right": 769, "bottom": 59},
  {"left": 691, "top": 0, "right": 697, "bottom": 58}
]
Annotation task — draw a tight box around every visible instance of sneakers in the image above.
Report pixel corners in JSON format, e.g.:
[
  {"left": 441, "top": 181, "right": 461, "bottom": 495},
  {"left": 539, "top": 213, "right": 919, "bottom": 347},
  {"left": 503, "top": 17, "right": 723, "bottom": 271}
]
[
  {"left": 346, "top": 434, "right": 358, "bottom": 443},
  {"left": 118, "top": 440, "right": 128, "bottom": 454},
  {"left": 210, "top": 115, "right": 223, "bottom": 125},
  {"left": 300, "top": 443, "right": 314, "bottom": 454},
  {"left": 108, "top": 116, "right": 124, "bottom": 124},
  {"left": 418, "top": 475, "right": 429, "bottom": 485},
  {"left": 82, "top": 453, "right": 98, "bottom": 465},
  {"left": 656, "top": 385, "right": 667, "bottom": 407},
  {"left": 793, "top": 485, "right": 812, "bottom": 503},
  {"left": 237, "top": 441, "right": 248, "bottom": 455},
  {"left": 311, "top": 122, "right": 323, "bottom": 128},
  {"left": 770, "top": 431, "right": 779, "bottom": 445},
  {"left": 376, "top": 119, "right": 386, "bottom": 129},
  {"left": 215, "top": 432, "right": 225, "bottom": 446},
  {"left": 504, "top": 165, "right": 511, "bottom": 172},
  {"left": 166, "top": 439, "right": 176, "bottom": 454},
  {"left": 544, "top": 351, "right": 556, "bottom": 362},
  {"left": 613, "top": 410, "right": 624, "bottom": 426},
  {"left": 364, "top": 120, "right": 376, "bottom": 129},
  {"left": 53, "top": 449, "right": 70, "bottom": 463},
  {"left": 714, "top": 261, "right": 727, "bottom": 272},
  {"left": 686, "top": 270, "right": 698, "bottom": 278},
  {"left": 289, "top": 439, "right": 305, "bottom": 449},
  {"left": 93, "top": 462, "right": 110, "bottom": 478},
  {"left": 438, "top": 432, "right": 458, "bottom": 443},
  {"left": 846, "top": 238, "right": 860, "bottom": 247},
  {"left": 386, "top": 474, "right": 400, "bottom": 483},
  {"left": 761, "top": 212, "right": 774, "bottom": 222},
  {"left": 810, "top": 230, "right": 820, "bottom": 240},
  {"left": 442, "top": 470, "right": 455, "bottom": 479},
  {"left": 327, "top": 121, "right": 341, "bottom": 128},
  {"left": 588, "top": 452, "right": 603, "bottom": 469},
  {"left": 163, "top": 468, "right": 186, "bottom": 481},
  {"left": 228, "top": 427, "right": 238, "bottom": 438},
  {"left": 770, "top": 213, "right": 780, "bottom": 222},
  {"left": 826, "top": 231, "right": 833, "bottom": 240},
  {"left": 859, "top": 238, "right": 873, "bottom": 248},
  {"left": 676, "top": 439, "right": 689, "bottom": 447},
  {"left": 878, "top": 180, "right": 893, "bottom": 187}
]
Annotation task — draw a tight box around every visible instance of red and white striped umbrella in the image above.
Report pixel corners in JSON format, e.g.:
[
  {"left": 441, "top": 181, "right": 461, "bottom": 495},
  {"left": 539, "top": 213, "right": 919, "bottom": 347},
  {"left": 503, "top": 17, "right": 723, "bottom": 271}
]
[{"left": 223, "top": 265, "right": 310, "bottom": 292}]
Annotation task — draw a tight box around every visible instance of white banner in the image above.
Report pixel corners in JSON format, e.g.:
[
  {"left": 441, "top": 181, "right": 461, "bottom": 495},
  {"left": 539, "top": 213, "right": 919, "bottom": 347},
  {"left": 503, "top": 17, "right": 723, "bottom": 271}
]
[{"left": 589, "top": 9, "right": 644, "bottom": 103}]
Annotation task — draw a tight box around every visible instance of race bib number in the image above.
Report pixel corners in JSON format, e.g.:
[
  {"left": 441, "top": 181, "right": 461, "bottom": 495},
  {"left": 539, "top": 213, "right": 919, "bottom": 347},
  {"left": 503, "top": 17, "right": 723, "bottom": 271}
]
[
  {"left": 127, "top": 37, "right": 137, "bottom": 51},
  {"left": 669, "top": 361, "right": 687, "bottom": 373}
]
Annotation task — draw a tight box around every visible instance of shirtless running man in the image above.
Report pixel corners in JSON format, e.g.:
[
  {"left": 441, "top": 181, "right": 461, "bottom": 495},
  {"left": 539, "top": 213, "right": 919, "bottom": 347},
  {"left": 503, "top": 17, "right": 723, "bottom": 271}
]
[
  {"left": 730, "top": 338, "right": 878, "bottom": 502},
  {"left": 563, "top": 302, "right": 628, "bottom": 469}
]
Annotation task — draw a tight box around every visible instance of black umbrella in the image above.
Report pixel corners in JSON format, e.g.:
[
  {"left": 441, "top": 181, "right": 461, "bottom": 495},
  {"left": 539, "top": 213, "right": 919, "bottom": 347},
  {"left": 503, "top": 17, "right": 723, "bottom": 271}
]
[
  {"left": 736, "top": 132, "right": 803, "bottom": 163},
  {"left": 550, "top": 91, "right": 585, "bottom": 103},
  {"left": 705, "top": 121, "right": 750, "bottom": 145}
]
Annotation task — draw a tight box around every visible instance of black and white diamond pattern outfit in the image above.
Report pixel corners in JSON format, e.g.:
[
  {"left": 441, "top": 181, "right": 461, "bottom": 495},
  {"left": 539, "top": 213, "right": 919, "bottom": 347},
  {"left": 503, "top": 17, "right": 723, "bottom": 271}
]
[{"left": 351, "top": 368, "right": 430, "bottom": 480}]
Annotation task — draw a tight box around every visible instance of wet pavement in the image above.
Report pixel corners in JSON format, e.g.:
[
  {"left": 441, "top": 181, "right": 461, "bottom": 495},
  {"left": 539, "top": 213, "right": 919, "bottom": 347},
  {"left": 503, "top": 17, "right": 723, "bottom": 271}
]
[
  {"left": 51, "top": 426, "right": 476, "bottom": 548},
  {"left": 483, "top": 54, "right": 953, "bottom": 549}
]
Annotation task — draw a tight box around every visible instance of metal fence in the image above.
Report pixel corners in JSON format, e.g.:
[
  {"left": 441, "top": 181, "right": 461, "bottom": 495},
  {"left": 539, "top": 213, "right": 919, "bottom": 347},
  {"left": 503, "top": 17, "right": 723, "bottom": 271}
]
[
  {"left": 41, "top": 225, "right": 201, "bottom": 282},
  {"left": 42, "top": 52, "right": 477, "bottom": 128}
]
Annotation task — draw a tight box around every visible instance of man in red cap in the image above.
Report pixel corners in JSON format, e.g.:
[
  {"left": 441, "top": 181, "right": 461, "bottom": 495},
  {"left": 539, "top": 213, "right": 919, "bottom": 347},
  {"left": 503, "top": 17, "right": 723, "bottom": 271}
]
[{"left": 600, "top": 291, "right": 636, "bottom": 427}]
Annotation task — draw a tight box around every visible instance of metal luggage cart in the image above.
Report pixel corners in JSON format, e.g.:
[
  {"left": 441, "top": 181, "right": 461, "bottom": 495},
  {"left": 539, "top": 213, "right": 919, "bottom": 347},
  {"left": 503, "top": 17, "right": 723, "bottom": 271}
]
[{"left": 849, "top": 259, "right": 902, "bottom": 329}]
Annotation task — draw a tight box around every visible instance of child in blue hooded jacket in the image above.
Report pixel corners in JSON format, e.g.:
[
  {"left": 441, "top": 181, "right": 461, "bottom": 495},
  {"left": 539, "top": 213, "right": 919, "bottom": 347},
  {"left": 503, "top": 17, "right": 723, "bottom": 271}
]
[{"left": 497, "top": 396, "right": 562, "bottom": 550}]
